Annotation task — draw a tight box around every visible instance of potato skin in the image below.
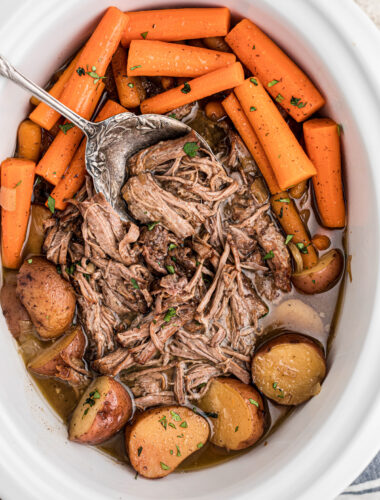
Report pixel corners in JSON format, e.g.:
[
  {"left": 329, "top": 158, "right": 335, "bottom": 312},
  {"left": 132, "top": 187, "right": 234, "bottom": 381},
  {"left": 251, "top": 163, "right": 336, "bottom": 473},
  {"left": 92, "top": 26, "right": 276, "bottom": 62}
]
[
  {"left": 28, "top": 325, "right": 86, "bottom": 377},
  {"left": 252, "top": 333, "right": 326, "bottom": 406},
  {"left": 127, "top": 406, "right": 210, "bottom": 479},
  {"left": 16, "top": 257, "right": 76, "bottom": 339},
  {"left": 69, "top": 376, "right": 132, "bottom": 445},
  {"left": 0, "top": 279, "right": 30, "bottom": 339},
  {"left": 199, "top": 378, "right": 266, "bottom": 450},
  {"left": 292, "top": 249, "right": 343, "bottom": 294}
]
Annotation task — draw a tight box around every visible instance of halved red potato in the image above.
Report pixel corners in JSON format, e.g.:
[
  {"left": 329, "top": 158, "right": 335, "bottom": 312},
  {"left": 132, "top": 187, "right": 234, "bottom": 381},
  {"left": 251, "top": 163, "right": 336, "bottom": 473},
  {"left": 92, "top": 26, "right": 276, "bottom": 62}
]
[
  {"left": 28, "top": 325, "right": 86, "bottom": 377},
  {"left": 252, "top": 333, "right": 326, "bottom": 405},
  {"left": 69, "top": 376, "right": 132, "bottom": 445},
  {"left": 0, "top": 278, "right": 30, "bottom": 339},
  {"left": 126, "top": 406, "right": 209, "bottom": 478},
  {"left": 292, "top": 249, "right": 343, "bottom": 294},
  {"left": 198, "top": 377, "right": 266, "bottom": 450}
]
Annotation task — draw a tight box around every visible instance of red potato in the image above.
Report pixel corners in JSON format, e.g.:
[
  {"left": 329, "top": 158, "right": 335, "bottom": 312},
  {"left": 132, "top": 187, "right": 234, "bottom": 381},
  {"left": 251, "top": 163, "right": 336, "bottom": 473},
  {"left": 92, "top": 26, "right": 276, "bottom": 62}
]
[
  {"left": 292, "top": 249, "right": 344, "bottom": 294},
  {"left": 198, "top": 378, "right": 266, "bottom": 450},
  {"left": 0, "top": 277, "right": 30, "bottom": 339},
  {"left": 69, "top": 376, "right": 132, "bottom": 445},
  {"left": 127, "top": 406, "right": 210, "bottom": 478},
  {"left": 28, "top": 325, "right": 86, "bottom": 378},
  {"left": 252, "top": 333, "right": 327, "bottom": 405}
]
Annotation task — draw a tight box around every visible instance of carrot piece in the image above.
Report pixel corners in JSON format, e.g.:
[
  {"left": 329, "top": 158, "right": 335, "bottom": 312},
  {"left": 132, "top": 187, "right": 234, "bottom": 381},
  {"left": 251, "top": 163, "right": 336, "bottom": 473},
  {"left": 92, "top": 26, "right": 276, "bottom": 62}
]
[
  {"left": 1, "top": 158, "right": 35, "bottom": 269},
  {"left": 17, "top": 120, "right": 42, "bottom": 162},
  {"left": 59, "top": 7, "right": 128, "bottom": 116},
  {"left": 234, "top": 77, "right": 316, "bottom": 190},
  {"left": 222, "top": 92, "right": 281, "bottom": 194},
  {"left": 303, "top": 118, "right": 345, "bottom": 228},
  {"left": 35, "top": 82, "right": 104, "bottom": 186},
  {"left": 121, "top": 8, "right": 230, "bottom": 46},
  {"left": 270, "top": 192, "right": 318, "bottom": 269},
  {"left": 112, "top": 46, "right": 146, "bottom": 108},
  {"left": 225, "top": 19, "right": 325, "bottom": 122},
  {"left": 311, "top": 234, "right": 331, "bottom": 251},
  {"left": 49, "top": 100, "right": 127, "bottom": 211},
  {"left": 29, "top": 49, "right": 83, "bottom": 130},
  {"left": 140, "top": 62, "right": 244, "bottom": 115},
  {"left": 127, "top": 40, "right": 236, "bottom": 77}
]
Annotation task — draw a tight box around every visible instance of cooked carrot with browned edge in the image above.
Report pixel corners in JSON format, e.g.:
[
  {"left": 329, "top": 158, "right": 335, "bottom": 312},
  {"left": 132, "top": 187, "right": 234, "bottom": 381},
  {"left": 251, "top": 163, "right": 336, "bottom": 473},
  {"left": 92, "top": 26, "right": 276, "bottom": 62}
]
[
  {"left": 303, "top": 118, "right": 345, "bottom": 228},
  {"left": 29, "top": 49, "right": 83, "bottom": 130},
  {"left": 312, "top": 234, "right": 331, "bottom": 251},
  {"left": 121, "top": 8, "right": 230, "bottom": 46},
  {"left": 222, "top": 92, "right": 281, "bottom": 194},
  {"left": 270, "top": 192, "right": 318, "bottom": 269},
  {"left": 234, "top": 77, "right": 316, "bottom": 191},
  {"left": 35, "top": 82, "right": 104, "bottom": 186},
  {"left": 225, "top": 19, "right": 325, "bottom": 122},
  {"left": 59, "top": 7, "right": 127, "bottom": 116},
  {"left": 141, "top": 62, "right": 244, "bottom": 115},
  {"left": 49, "top": 100, "right": 127, "bottom": 211},
  {"left": 17, "top": 120, "right": 41, "bottom": 162},
  {"left": 127, "top": 40, "right": 236, "bottom": 77},
  {"left": 1, "top": 158, "right": 35, "bottom": 269},
  {"left": 112, "top": 46, "right": 146, "bottom": 108}
]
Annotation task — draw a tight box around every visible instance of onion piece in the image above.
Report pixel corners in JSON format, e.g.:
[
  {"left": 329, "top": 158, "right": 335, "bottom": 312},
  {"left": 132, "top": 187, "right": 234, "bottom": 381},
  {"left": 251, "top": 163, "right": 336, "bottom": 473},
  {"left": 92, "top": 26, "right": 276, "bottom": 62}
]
[{"left": 288, "top": 241, "right": 304, "bottom": 273}]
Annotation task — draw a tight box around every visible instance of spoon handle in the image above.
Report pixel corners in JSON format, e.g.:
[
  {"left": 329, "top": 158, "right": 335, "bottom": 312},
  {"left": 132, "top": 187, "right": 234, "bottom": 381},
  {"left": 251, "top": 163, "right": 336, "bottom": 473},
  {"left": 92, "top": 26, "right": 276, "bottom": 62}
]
[{"left": 0, "top": 54, "right": 95, "bottom": 135}]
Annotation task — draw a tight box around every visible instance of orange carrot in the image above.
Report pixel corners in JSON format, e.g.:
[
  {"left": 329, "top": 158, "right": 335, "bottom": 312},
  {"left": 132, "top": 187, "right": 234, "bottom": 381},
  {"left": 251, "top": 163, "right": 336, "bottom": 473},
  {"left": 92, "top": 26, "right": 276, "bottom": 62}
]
[
  {"left": 59, "top": 7, "right": 127, "bottom": 116},
  {"left": 1, "top": 158, "right": 35, "bottom": 269},
  {"left": 270, "top": 192, "right": 318, "bottom": 269},
  {"left": 234, "top": 77, "right": 316, "bottom": 190},
  {"left": 127, "top": 40, "right": 236, "bottom": 77},
  {"left": 225, "top": 19, "right": 325, "bottom": 122},
  {"left": 29, "top": 49, "right": 83, "bottom": 130},
  {"left": 311, "top": 234, "right": 331, "bottom": 251},
  {"left": 112, "top": 46, "right": 146, "bottom": 108},
  {"left": 141, "top": 62, "right": 244, "bottom": 115},
  {"left": 222, "top": 92, "right": 281, "bottom": 194},
  {"left": 49, "top": 100, "right": 127, "bottom": 211},
  {"left": 35, "top": 82, "right": 104, "bottom": 186},
  {"left": 121, "top": 8, "right": 230, "bottom": 46},
  {"left": 303, "top": 118, "right": 345, "bottom": 228},
  {"left": 17, "top": 120, "right": 41, "bottom": 162}
]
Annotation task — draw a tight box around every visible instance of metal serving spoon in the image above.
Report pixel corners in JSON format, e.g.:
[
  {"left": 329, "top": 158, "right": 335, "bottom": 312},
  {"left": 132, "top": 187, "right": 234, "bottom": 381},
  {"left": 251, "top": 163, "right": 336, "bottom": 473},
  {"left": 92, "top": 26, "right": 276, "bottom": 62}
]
[{"left": 0, "top": 55, "right": 210, "bottom": 220}]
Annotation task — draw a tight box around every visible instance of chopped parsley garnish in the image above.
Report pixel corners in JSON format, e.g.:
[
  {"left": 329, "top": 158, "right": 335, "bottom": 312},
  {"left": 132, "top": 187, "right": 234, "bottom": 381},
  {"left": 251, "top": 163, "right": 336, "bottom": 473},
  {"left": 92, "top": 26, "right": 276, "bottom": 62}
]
[
  {"left": 86, "top": 66, "right": 106, "bottom": 84},
  {"left": 168, "top": 243, "right": 177, "bottom": 251},
  {"left": 66, "top": 263, "right": 76, "bottom": 275},
  {"left": 181, "top": 82, "right": 191, "bottom": 94},
  {"left": 250, "top": 106, "right": 257, "bottom": 112},
  {"left": 180, "top": 421, "right": 188, "bottom": 428},
  {"left": 164, "top": 307, "right": 177, "bottom": 323},
  {"left": 137, "top": 446, "right": 143, "bottom": 456},
  {"left": 14, "top": 180, "right": 22, "bottom": 187},
  {"left": 312, "top": 279, "right": 316, "bottom": 284},
  {"left": 47, "top": 196, "right": 55, "bottom": 214},
  {"left": 160, "top": 462, "right": 170, "bottom": 470},
  {"left": 183, "top": 141, "right": 199, "bottom": 158},
  {"left": 170, "top": 410, "right": 181, "bottom": 422},
  {"left": 159, "top": 415, "right": 168, "bottom": 430},
  {"left": 27, "top": 259, "right": 33, "bottom": 264},
  {"left": 169, "top": 113, "right": 177, "bottom": 119},
  {"left": 285, "top": 234, "right": 294, "bottom": 245},
  {"left": 235, "top": 426, "right": 239, "bottom": 432},
  {"left": 76, "top": 67, "right": 85, "bottom": 76},
  {"left": 276, "top": 197, "right": 290, "bottom": 203},
  {"left": 166, "top": 265, "right": 175, "bottom": 274},
  {"left": 252, "top": 45, "right": 256, "bottom": 50},
  {"left": 263, "top": 251, "right": 274, "bottom": 260},
  {"left": 147, "top": 221, "right": 159, "bottom": 231},
  {"left": 268, "top": 79, "right": 279, "bottom": 87},
  {"left": 275, "top": 93, "right": 284, "bottom": 103},
  {"left": 130, "top": 65, "right": 142, "bottom": 71},
  {"left": 83, "top": 389, "right": 100, "bottom": 412},
  {"left": 290, "top": 96, "right": 307, "bottom": 108},
  {"left": 279, "top": 207, "right": 283, "bottom": 219},
  {"left": 170, "top": 449, "right": 173, "bottom": 455},
  {"left": 197, "top": 442, "right": 203, "bottom": 449},
  {"left": 277, "top": 389, "right": 285, "bottom": 399},
  {"left": 59, "top": 122, "right": 75, "bottom": 134},
  {"left": 337, "top": 124, "right": 343, "bottom": 136},
  {"left": 169, "top": 422, "right": 176, "bottom": 429},
  {"left": 296, "top": 242, "right": 309, "bottom": 254},
  {"left": 177, "top": 434, "right": 184, "bottom": 438},
  {"left": 131, "top": 278, "right": 139, "bottom": 289},
  {"left": 141, "top": 31, "right": 148, "bottom": 39},
  {"left": 176, "top": 445, "right": 181, "bottom": 457},
  {"left": 273, "top": 382, "right": 278, "bottom": 389},
  {"left": 249, "top": 399, "right": 259, "bottom": 407},
  {"left": 250, "top": 77, "right": 258, "bottom": 86},
  {"left": 128, "top": 82, "right": 134, "bottom": 88}
]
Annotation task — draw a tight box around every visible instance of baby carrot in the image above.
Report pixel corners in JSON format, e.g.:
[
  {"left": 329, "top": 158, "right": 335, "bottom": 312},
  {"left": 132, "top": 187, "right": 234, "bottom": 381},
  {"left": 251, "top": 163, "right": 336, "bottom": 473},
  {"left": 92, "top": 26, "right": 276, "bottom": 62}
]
[
  {"left": 121, "top": 8, "right": 230, "bottom": 46},
  {"left": 127, "top": 40, "right": 236, "bottom": 77},
  {"left": 303, "top": 118, "right": 345, "bottom": 228},
  {"left": 59, "top": 7, "right": 127, "bottom": 116},
  {"left": 140, "top": 62, "right": 244, "bottom": 115},
  {"left": 17, "top": 120, "right": 41, "bottom": 162},
  {"left": 222, "top": 92, "right": 281, "bottom": 194},
  {"left": 49, "top": 100, "right": 127, "bottom": 211},
  {"left": 1, "top": 158, "right": 35, "bottom": 269},
  {"left": 112, "top": 46, "right": 146, "bottom": 108},
  {"left": 29, "top": 49, "right": 83, "bottom": 130},
  {"left": 234, "top": 77, "right": 316, "bottom": 190},
  {"left": 225, "top": 19, "right": 325, "bottom": 122},
  {"left": 270, "top": 192, "right": 318, "bottom": 269},
  {"left": 35, "top": 82, "right": 104, "bottom": 185}
]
